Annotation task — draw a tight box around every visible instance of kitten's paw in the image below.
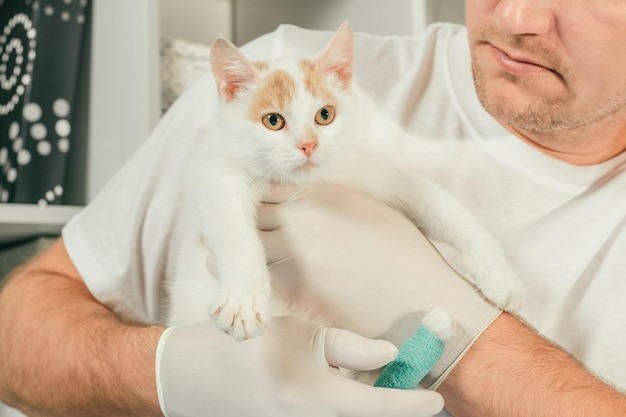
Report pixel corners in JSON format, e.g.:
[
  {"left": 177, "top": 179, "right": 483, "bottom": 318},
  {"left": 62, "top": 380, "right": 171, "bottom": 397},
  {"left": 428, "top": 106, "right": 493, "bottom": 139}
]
[
  {"left": 464, "top": 255, "right": 524, "bottom": 312},
  {"left": 210, "top": 288, "right": 271, "bottom": 340},
  {"left": 479, "top": 274, "right": 524, "bottom": 312}
]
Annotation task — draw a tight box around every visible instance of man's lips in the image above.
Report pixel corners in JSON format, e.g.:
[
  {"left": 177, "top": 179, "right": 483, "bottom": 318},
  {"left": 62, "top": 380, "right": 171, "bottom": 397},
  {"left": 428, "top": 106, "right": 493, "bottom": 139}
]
[{"left": 489, "top": 44, "right": 560, "bottom": 79}]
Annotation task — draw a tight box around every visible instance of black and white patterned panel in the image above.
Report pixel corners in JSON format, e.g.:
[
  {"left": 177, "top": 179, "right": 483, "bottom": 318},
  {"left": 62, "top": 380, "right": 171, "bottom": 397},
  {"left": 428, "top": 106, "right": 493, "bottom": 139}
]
[{"left": 0, "top": 0, "right": 89, "bottom": 205}]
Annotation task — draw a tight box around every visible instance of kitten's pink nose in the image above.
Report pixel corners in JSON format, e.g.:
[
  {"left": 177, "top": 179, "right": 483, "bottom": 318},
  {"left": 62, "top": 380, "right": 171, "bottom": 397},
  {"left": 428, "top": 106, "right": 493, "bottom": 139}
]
[{"left": 299, "top": 141, "right": 318, "bottom": 157}]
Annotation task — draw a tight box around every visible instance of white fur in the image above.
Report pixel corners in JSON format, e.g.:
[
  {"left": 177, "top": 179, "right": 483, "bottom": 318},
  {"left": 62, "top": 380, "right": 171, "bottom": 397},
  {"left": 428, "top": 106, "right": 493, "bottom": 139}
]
[{"left": 166, "top": 24, "right": 523, "bottom": 341}]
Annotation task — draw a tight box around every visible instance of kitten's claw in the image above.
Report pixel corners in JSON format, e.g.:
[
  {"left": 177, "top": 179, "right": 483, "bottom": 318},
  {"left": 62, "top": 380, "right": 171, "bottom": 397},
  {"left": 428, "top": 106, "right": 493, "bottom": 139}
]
[{"left": 210, "top": 289, "right": 270, "bottom": 340}]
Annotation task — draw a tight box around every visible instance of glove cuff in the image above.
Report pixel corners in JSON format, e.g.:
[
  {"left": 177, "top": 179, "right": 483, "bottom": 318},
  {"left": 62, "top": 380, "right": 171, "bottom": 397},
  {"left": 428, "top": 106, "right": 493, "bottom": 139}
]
[
  {"left": 155, "top": 326, "right": 178, "bottom": 417},
  {"left": 424, "top": 307, "right": 501, "bottom": 389}
]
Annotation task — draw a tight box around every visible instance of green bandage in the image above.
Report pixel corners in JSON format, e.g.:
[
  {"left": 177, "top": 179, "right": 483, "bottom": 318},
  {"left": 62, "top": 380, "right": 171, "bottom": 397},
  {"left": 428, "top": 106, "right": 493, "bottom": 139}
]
[{"left": 374, "top": 311, "right": 449, "bottom": 390}]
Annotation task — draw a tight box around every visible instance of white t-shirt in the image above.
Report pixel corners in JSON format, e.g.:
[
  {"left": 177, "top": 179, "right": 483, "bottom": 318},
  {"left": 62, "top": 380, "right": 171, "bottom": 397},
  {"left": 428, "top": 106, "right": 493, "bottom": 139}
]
[{"left": 63, "top": 23, "right": 626, "bottom": 393}]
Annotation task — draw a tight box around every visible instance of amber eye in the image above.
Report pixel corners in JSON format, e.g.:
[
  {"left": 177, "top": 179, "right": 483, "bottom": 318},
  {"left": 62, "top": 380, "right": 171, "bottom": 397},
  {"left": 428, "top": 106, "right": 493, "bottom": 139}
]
[
  {"left": 315, "top": 106, "right": 335, "bottom": 125},
  {"left": 262, "top": 113, "right": 286, "bottom": 130}
]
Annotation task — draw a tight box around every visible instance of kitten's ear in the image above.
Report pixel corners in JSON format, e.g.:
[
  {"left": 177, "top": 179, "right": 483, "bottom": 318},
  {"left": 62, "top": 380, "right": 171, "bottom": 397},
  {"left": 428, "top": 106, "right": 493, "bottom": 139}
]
[
  {"left": 210, "top": 38, "right": 261, "bottom": 102},
  {"left": 316, "top": 21, "right": 354, "bottom": 90}
]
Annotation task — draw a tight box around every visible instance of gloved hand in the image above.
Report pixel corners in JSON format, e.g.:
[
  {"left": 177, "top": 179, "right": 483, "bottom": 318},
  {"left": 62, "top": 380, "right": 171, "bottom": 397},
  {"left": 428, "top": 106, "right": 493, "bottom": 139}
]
[
  {"left": 156, "top": 316, "right": 444, "bottom": 417},
  {"left": 258, "top": 182, "right": 501, "bottom": 388}
]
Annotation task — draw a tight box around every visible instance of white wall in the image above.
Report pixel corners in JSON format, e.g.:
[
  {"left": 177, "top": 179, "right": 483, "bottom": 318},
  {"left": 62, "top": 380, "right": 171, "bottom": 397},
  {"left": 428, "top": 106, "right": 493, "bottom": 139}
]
[
  {"left": 160, "top": 0, "right": 233, "bottom": 44},
  {"left": 88, "top": 0, "right": 161, "bottom": 201},
  {"left": 159, "top": 0, "right": 466, "bottom": 47},
  {"left": 232, "top": 0, "right": 416, "bottom": 46},
  {"left": 426, "top": 0, "right": 465, "bottom": 25},
  {"left": 233, "top": 0, "right": 465, "bottom": 45}
]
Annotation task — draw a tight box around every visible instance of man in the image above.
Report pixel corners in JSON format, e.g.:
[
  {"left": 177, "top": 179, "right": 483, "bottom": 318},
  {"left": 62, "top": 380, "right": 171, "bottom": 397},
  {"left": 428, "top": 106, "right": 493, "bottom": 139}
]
[{"left": 1, "top": 1, "right": 626, "bottom": 417}]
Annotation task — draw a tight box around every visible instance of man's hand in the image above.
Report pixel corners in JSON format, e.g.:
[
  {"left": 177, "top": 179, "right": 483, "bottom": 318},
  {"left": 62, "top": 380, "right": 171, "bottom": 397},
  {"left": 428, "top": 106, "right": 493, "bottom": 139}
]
[
  {"left": 156, "top": 317, "right": 444, "bottom": 417},
  {"left": 257, "top": 182, "right": 500, "bottom": 388}
]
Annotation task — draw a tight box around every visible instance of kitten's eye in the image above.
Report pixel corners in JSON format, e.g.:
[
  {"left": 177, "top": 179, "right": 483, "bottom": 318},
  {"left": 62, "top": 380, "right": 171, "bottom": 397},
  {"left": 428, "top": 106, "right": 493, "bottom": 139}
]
[
  {"left": 315, "top": 106, "right": 335, "bottom": 125},
  {"left": 262, "top": 113, "right": 285, "bottom": 131}
]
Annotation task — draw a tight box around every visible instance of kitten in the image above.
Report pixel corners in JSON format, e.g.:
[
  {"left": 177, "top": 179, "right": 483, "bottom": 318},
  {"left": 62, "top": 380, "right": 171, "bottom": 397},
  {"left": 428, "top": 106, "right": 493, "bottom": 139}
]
[{"left": 166, "top": 23, "right": 523, "bottom": 340}]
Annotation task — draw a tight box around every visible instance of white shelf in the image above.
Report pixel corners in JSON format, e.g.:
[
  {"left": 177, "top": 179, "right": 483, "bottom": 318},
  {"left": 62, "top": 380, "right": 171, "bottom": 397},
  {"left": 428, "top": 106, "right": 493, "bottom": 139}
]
[{"left": 0, "top": 204, "right": 82, "bottom": 246}]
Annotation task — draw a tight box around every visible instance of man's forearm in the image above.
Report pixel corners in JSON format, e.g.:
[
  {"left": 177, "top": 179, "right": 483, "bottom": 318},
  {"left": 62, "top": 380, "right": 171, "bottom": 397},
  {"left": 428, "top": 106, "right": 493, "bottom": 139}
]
[
  {"left": 0, "top": 239, "right": 165, "bottom": 417},
  {"left": 438, "top": 312, "right": 626, "bottom": 417}
]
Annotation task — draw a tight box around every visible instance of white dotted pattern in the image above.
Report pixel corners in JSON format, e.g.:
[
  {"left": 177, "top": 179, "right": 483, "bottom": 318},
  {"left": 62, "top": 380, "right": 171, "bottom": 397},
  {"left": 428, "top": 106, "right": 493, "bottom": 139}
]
[
  {"left": 0, "top": 2, "right": 88, "bottom": 203},
  {"left": 0, "top": 13, "right": 36, "bottom": 116}
]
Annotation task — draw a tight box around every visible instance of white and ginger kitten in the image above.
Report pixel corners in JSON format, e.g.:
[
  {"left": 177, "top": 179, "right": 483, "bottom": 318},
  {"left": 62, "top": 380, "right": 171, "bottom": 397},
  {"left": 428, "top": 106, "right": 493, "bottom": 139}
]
[{"left": 167, "top": 23, "right": 523, "bottom": 340}]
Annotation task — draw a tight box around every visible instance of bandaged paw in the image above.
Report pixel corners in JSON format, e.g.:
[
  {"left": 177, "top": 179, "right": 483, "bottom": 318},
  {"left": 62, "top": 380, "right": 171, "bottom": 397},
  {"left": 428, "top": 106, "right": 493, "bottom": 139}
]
[{"left": 374, "top": 309, "right": 454, "bottom": 390}]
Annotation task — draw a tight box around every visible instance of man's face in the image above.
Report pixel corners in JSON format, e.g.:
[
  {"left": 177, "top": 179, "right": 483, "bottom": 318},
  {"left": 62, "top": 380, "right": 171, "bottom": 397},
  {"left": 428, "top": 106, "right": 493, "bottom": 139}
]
[{"left": 466, "top": 0, "right": 626, "bottom": 137}]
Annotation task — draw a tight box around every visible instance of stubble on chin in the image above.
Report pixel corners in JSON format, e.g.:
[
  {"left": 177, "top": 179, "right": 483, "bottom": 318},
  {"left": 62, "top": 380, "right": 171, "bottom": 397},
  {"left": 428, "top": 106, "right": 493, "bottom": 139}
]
[{"left": 468, "top": 25, "right": 583, "bottom": 133}]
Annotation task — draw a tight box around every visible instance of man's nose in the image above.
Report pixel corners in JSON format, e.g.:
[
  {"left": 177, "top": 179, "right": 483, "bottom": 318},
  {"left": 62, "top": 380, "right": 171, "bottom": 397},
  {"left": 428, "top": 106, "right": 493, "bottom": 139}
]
[{"left": 494, "top": 0, "right": 557, "bottom": 36}]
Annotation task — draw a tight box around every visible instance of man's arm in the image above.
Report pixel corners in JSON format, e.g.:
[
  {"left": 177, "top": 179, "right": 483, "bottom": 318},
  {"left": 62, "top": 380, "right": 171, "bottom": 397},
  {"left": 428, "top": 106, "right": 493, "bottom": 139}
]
[
  {"left": 0, "top": 238, "right": 164, "bottom": 417},
  {"left": 438, "top": 312, "right": 626, "bottom": 417}
]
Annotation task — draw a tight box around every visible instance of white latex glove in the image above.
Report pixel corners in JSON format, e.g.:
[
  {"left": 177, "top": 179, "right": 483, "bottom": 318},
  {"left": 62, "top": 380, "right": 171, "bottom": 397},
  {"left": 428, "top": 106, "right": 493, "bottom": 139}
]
[
  {"left": 258, "top": 182, "right": 501, "bottom": 388},
  {"left": 156, "top": 316, "right": 444, "bottom": 417}
]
